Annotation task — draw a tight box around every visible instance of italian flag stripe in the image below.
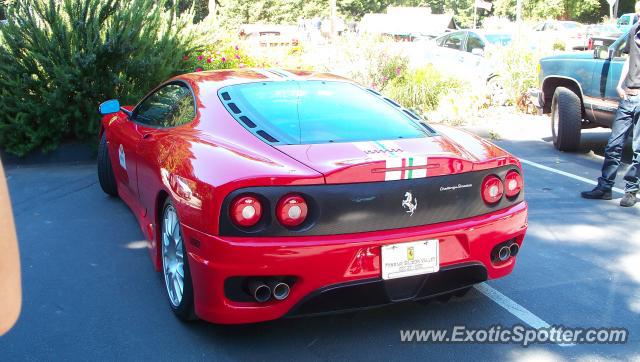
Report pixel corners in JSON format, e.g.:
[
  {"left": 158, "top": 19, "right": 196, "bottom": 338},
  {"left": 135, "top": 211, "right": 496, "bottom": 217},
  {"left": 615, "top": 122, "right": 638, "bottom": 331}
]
[{"left": 384, "top": 156, "right": 428, "bottom": 181}]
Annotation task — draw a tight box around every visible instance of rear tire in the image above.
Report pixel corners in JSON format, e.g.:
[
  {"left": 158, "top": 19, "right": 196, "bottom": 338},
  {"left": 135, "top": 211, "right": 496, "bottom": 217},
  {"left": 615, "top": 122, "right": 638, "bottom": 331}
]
[
  {"left": 97, "top": 133, "right": 118, "bottom": 197},
  {"left": 551, "top": 87, "right": 582, "bottom": 152},
  {"left": 161, "top": 199, "right": 197, "bottom": 322}
]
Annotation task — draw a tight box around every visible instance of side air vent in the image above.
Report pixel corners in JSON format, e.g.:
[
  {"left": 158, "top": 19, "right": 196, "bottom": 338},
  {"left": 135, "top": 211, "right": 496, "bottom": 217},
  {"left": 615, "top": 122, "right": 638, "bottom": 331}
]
[
  {"left": 257, "top": 130, "right": 279, "bottom": 143},
  {"left": 221, "top": 92, "right": 231, "bottom": 101},
  {"left": 239, "top": 116, "right": 257, "bottom": 128},
  {"left": 403, "top": 109, "right": 420, "bottom": 120},
  {"left": 421, "top": 122, "right": 436, "bottom": 134},
  {"left": 367, "top": 88, "right": 381, "bottom": 96},
  {"left": 384, "top": 98, "right": 400, "bottom": 107},
  {"left": 228, "top": 103, "right": 241, "bottom": 114}
]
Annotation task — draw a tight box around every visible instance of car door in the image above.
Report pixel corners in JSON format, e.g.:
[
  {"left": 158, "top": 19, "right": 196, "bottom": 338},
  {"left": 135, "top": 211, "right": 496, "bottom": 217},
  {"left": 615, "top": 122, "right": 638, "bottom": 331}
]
[
  {"left": 131, "top": 82, "right": 197, "bottom": 218},
  {"left": 106, "top": 108, "right": 147, "bottom": 201},
  {"left": 465, "top": 31, "right": 485, "bottom": 54},
  {"left": 463, "top": 31, "right": 492, "bottom": 80},
  {"left": 585, "top": 35, "right": 627, "bottom": 127},
  {"left": 439, "top": 31, "right": 467, "bottom": 65},
  {"left": 442, "top": 31, "right": 465, "bottom": 52}
]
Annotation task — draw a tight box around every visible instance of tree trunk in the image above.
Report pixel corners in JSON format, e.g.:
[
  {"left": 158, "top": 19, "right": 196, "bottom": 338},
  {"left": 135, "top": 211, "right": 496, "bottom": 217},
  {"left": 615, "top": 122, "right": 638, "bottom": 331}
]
[{"left": 207, "top": 0, "right": 216, "bottom": 20}]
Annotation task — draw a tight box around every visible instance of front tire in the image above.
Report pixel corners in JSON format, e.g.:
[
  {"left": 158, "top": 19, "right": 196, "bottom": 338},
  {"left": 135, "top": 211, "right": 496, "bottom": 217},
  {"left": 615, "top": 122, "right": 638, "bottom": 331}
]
[
  {"left": 161, "top": 199, "right": 196, "bottom": 321},
  {"left": 97, "top": 133, "right": 118, "bottom": 197},
  {"left": 551, "top": 87, "right": 582, "bottom": 152}
]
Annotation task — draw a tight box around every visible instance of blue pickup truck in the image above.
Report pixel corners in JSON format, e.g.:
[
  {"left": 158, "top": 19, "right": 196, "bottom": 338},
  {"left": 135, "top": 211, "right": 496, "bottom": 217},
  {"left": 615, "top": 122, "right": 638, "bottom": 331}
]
[{"left": 531, "top": 32, "right": 628, "bottom": 151}]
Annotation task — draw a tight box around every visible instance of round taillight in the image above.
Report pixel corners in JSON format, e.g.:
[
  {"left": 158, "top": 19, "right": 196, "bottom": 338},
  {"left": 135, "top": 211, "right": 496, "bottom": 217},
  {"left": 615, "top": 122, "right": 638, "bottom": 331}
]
[
  {"left": 505, "top": 170, "right": 523, "bottom": 198},
  {"left": 230, "top": 195, "right": 262, "bottom": 227},
  {"left": 276, "top": 194, "right": 308, "bottom": 227},
  {"left": 481, "top": 175, "right": 504, "bottom": 204}
]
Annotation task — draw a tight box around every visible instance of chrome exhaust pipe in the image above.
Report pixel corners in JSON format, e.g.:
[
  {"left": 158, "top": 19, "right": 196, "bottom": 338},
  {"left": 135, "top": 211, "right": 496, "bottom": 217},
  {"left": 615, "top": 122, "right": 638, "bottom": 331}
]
[
  {"left": 497, "top": 245, "right": 511, "bottom": 261},
  {"left": 247, "top": 280, "right": 271, "bottom": 303},
  {"left": 268, "top": 280, "right": 290, "bottom": 301},
  {"left": 509, "top": 243, "right": 519, "bottom": 257}
]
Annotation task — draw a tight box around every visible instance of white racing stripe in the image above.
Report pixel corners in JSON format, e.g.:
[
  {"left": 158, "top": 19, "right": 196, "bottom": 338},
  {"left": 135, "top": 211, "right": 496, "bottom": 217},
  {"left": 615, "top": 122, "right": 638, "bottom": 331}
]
[
  {"left": 474, "top": 283, "right": 574, "bottom": 347},
  {"left": 519, "top": 158, "right": 625, "bottom": 194}
]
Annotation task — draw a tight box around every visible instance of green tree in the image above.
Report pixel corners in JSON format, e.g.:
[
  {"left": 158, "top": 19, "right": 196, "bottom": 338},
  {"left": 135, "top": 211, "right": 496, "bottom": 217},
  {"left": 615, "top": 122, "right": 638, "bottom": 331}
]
[
  {"left": 338, "top": 0, "right": 386, "bottom": 20},
  {"left": 0, "top": 0, "right": 15, "bottom": 20},
  {"left": 0, "top": 0, "right": 200, "bottom": 156},
  {"left": 217, "top": 0, "right": 329, "bottom": 29},
  {"left": 172, "top": 0, "right": 211, "bottom": 22},
  {"left": 524, "top": 0, "right": 600, "bottom": 21}
]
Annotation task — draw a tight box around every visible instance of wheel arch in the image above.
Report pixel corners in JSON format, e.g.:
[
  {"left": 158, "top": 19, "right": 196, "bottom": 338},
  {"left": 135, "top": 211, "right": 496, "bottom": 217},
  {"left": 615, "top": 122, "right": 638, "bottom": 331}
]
[
  {"left": 542, "top": 76, "right": 584, "bottom": 115},
  {"left": 153, "top": 189, "right": 171, "bottom": 271}
]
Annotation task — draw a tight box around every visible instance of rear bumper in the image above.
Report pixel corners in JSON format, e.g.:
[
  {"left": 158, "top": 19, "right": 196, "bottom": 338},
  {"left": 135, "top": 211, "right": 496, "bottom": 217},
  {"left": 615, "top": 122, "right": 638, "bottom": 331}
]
[
  {"left": 287, "top": 263, "right": 487, "bottom": 318},
  {"left": 182, "top": 201, "right": 528, "bottom": 324}
]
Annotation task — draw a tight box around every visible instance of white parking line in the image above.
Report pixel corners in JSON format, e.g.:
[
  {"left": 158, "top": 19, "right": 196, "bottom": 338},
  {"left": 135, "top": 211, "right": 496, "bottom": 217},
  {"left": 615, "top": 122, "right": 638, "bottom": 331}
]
[
  {"left": 520, "top": 158, "right": 625, "bottom": 194},
  {"left": 472, "top": 156, "right": 614, "bottom": 347},
  {"left": 474, "top": 283, "right": 574, "bottom": 347}
]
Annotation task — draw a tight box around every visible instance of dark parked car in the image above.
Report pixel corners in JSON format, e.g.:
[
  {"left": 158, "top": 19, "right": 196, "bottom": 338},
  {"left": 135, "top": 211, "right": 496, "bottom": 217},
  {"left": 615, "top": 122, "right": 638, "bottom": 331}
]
[{"left": 530, "top": 32, "right": 628, "bottom": 151}]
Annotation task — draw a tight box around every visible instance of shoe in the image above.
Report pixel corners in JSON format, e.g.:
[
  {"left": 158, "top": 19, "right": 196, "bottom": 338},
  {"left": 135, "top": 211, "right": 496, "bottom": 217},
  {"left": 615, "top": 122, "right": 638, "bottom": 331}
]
[
  {"left": 620, "top": 192, "right": 637, "bottom": 207},
  {"left": 581, "top": 188, "right": 612, "bottom": 200}
]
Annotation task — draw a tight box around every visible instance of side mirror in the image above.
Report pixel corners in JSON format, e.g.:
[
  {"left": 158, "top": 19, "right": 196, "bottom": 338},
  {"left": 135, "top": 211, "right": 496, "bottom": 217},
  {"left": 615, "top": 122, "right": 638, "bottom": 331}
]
[
  {"left": 593, "top": 45, "right": 613, "bottom": 60},
  {"left": 471, "top": 48, "right": 484, "bottom": 56},
  {"left": 99, "top": 99, "right": 121, "bottom": 115}
]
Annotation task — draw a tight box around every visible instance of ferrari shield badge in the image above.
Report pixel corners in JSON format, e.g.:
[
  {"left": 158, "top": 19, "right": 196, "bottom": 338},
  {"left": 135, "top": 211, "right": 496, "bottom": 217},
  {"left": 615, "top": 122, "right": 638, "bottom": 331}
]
[
  {"left": 407, "top": 246, "right": 415, "bottom": 261},
  {"left": 119, "top": 144, "right": 127, "bottom": 170},
  {"left": 402, "top": 191, "right": 417, "bottom": 216}
]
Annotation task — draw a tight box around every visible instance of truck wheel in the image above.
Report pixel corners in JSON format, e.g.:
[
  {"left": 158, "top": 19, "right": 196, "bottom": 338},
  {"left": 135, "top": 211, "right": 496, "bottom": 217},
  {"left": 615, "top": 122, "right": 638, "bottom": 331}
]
[
  {"left": 551, "top": 87, "right": 582, "bottom": 152},
  {"left": 98, "top": 133, "right": 118, "bottom": 197}
]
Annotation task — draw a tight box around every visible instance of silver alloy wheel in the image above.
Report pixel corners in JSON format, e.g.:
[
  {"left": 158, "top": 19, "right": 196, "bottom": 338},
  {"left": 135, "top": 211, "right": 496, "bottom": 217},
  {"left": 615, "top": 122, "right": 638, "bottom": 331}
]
[{"left": 162, "top": 204, "right": 184, "bottom": 307}]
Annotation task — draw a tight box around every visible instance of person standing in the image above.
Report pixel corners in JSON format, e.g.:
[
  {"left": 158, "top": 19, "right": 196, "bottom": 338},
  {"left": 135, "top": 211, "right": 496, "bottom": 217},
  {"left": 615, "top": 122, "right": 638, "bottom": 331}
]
[{"left": 582, "top": 1, "right": 640, "bottom": 207}]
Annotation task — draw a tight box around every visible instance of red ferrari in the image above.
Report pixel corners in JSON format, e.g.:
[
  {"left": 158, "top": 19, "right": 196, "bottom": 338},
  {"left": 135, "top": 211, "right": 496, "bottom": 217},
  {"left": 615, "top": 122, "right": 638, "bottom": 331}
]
[{"left": 97, "top": 69, "right": 528, "bottom": 324}]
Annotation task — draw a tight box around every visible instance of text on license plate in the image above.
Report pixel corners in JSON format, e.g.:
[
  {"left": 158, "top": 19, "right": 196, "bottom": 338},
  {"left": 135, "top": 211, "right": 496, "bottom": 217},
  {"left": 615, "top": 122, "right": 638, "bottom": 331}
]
[{"left": 381, "top": 239, "right": 439, "bottom": 280}]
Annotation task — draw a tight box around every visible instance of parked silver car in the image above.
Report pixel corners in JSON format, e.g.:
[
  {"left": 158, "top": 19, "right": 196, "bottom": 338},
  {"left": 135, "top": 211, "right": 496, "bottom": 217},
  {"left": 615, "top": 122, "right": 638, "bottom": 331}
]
[{"left": 410, "top": 30, "right": 512, "bottom": 105}]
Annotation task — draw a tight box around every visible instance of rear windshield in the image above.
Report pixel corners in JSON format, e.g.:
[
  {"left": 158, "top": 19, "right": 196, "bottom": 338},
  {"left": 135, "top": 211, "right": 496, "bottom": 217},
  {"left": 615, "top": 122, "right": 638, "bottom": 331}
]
[{"left": 218, "top": 81, "right": 430, "bottom": 144}]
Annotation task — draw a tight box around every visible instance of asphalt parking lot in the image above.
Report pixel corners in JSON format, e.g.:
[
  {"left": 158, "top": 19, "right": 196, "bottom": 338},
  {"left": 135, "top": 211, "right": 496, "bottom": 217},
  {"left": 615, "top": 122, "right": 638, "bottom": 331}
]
[{"left": 1, "top": 116, "right": 639, "bottom": 361}]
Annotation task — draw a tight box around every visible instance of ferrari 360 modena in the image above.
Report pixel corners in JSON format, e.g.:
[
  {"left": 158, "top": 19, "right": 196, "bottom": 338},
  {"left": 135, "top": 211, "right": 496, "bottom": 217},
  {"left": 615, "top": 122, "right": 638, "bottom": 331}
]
[{"left": 97, "top": 69, "right": 528, "bottom": 324}]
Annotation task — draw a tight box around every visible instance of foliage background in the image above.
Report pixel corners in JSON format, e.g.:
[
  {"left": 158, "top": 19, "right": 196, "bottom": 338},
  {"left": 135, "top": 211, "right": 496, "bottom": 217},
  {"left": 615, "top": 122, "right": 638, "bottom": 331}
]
[
  {"left": 2, "top": 0, "right": 636, "bottom": 26},
  {"left": 0, "top": 0, "right": 635, "bottom": 156},
  {"left": 0, "top": 0, "right": 200, "bottom": 156}
]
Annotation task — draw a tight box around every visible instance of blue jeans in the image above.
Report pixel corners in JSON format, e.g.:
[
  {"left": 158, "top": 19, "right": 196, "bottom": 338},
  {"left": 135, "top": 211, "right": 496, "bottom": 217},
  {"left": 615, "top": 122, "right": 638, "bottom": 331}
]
[{"left": 598, "top": 95, "right": 640, "bottom": 193}]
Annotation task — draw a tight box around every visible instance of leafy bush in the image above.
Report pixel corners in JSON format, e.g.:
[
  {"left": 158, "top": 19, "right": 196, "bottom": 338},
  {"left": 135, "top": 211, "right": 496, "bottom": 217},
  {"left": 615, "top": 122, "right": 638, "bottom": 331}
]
[
  {"left": 488, "top": 40, "right": 541, "bottom": 112},
  {"left": 433, "top": 86, "right": 491, "bottom": 126},
  {"left": 0, "top": 0, "right": 200, "bottom": 156},
  {"left": 385, "top": 65, "right": 463, "bottom": 115},
  {"left": 181, "top": 39, "right": 258, "bottom": 72},
  {"left": 553, "top": 40, "right": 567, "bottom": 51}
]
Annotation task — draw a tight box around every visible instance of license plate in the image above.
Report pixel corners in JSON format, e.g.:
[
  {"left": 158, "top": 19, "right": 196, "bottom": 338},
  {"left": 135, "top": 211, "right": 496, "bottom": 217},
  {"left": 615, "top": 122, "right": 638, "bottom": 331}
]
[
  {"left": 381, "top": 240, "right": 439, "bottom": 280},
  {"left": 594, "top": 40, "right": 603, "bottom": 46}
]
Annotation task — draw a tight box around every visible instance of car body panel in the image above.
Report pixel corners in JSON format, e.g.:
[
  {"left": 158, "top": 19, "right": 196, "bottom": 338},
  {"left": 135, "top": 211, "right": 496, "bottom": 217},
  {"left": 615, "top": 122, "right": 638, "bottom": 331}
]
[
  {"left": 275, "top": 126, "right": 517, "bottom": 184},
  {"left": 101, "top": 69, "right": 528, "bottom": 324}
]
